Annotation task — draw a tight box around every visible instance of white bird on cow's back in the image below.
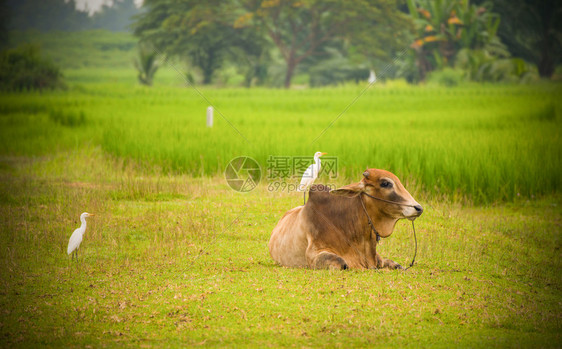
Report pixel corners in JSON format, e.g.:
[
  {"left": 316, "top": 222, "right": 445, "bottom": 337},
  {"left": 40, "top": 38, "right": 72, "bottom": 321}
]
[
  {"left": 67, "top": 212, "right": 94, "bottom": 261},
  {"left": 297, "top": 151, "right": 327, "bottom": 205}
]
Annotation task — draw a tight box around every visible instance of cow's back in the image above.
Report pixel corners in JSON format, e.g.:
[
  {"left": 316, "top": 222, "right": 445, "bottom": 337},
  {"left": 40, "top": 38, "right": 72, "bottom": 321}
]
[{"left": 269, "top": 206, "right": 308, "bottom": 267}]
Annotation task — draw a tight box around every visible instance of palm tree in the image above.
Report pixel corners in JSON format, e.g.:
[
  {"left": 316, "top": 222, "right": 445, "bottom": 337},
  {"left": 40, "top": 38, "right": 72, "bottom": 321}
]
[
  {"left": 406, "top": 0, "right": 506, "bottom": 81},
  {"left": 134, "top": 43, "right": 159, "bottom": 86}
]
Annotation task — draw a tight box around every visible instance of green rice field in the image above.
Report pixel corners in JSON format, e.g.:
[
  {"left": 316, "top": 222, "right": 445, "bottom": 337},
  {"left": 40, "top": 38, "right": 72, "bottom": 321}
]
[{"left": 1, "top": 70, "right": 560, "bottom": 203}]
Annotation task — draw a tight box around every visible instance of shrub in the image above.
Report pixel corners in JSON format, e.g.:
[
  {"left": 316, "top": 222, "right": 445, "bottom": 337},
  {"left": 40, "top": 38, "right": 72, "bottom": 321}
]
[
  {"left": 455, "top": 48, "right": 538, "bottom": 83},
  {"left": 0, "top": 45, "right": 63, "bottom": 91},
  {"left": 427, "top": 68, "right": 465, "bottom": 87}
]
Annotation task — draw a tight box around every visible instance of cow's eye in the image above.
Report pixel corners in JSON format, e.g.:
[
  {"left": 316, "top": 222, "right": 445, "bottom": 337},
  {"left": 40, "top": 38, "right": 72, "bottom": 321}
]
[{"left": 380, "top": 180, "right": 393, "bottom": 188}]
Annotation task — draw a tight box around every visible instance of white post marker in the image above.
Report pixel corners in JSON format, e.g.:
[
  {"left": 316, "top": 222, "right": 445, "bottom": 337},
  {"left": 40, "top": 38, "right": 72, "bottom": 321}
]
[
  {"left": 206, "top": 106, "right": 213, "bottom": 127},
  {"left": 368, "top": 70, "right": 377, "bottom": 84}
]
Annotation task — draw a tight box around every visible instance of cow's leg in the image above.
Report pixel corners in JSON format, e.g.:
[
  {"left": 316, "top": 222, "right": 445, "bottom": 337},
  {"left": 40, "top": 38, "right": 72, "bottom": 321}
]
[
  {"left": 375, "top": 253, "right": 403, "bottom": 270},
  {"left": 307, "top": 250, "right": 348, "bottom": 270}
]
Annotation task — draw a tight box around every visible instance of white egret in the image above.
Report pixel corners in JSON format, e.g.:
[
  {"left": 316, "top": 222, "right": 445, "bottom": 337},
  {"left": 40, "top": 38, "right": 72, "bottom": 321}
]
[
  {"left": 67, "top": 212, "right": 95, "bottom": 261},
  {"left": 297, "top": 151, "right": 327, "bottom": 205}
]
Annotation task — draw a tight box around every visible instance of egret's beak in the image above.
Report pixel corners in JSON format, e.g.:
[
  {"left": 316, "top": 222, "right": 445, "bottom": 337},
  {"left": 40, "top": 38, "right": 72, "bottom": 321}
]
[
  {"left": 89, "top": 214, "right": 96, "bottom": 217},
  {"left": 321, "top": 152, "right": 327, "bottom": 156}
]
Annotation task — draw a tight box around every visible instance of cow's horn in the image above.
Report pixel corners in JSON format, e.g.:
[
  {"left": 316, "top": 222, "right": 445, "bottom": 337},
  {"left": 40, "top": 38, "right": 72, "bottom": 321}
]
[{"left": 363, "top": 170, "right": 369, "bottom": 178}]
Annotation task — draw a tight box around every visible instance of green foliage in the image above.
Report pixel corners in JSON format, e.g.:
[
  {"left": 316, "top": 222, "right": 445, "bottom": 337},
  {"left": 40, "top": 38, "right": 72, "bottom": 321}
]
[
  {"left": 4, "top": 0, "right": 560, "bottom": 87},
  {"left": 0, "top": 44, "right": 63, "bottom": 91},
  {"left": 308, "top": 48, "right": 370, "bottom": 87},
  {"left": 426, "top": 67, "right": 464, "bottom": 86},
  {"left": 133, "top": 43, "right": 159, "bottom": 86},
  {"left": 239, "top": 0, "right": 411, "bottom": 88},
  {"left": 132, "top": 0, "right": 411, "bottom": 87},
  {"left": 133, "top": 0, "right": 245, "bottom": 84},
  {"left": 455, "top": 48, "right": 539, "bottom": 83},
  {"left": 493, "top": 0, "right": 562, "bottom": 78},
  {"left": 405, "top": 0, "right": 507, "bottom": 81}
]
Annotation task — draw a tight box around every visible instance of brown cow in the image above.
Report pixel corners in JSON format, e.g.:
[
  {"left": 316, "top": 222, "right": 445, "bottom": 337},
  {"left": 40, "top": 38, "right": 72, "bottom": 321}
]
[{"left": 269, "top": 168, "right": 423, "bottom": 270}]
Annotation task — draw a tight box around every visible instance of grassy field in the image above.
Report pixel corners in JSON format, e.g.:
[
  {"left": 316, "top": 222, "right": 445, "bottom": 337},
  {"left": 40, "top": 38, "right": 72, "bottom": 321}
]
[
  {"left": 0, "top": 145, "right": 560, "bottom": 347},
  {"left": 0, "top": 57, "right": 561, "bottom": 346}
]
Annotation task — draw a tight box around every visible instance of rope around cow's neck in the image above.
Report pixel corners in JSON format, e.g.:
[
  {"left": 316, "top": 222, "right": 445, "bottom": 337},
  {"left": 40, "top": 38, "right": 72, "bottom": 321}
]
[
  {"left": 358, "top": 194, "right": 381, "bottom": 242},
  {"left": 405, "top": 220, "right": 417, "bottom": 270},
  {"left": 360, "top": 192, "right": 418, "bottom": 270}
]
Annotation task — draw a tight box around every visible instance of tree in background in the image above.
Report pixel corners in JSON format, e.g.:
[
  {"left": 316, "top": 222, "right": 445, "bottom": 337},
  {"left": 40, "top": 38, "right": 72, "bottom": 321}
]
[
  {"left": 492, "top": 0, "right": 561, "bottom": 78},
  {"left": 133, "top": 42, "right": 159, "bottom": 86},
  {"left": 405, "top": 0, "right": 506, "bottom": 81},
  {"left": 306, "top": 46, "right": 371, "bottom": 87},
  {"left": 340, "top": 0, "right": 413, "bottom": 76},
  {"left": 238, "top": 0, "right": 411, "bottom": 88},
  {"left": 133, "top": 0, "right": 247, "bottom": 84},
  {"left": 0, "top": 45, "right": 63, "bottom": 91},
  {"left": 228, "top": 23, "right": 272, "bottom": 87}
]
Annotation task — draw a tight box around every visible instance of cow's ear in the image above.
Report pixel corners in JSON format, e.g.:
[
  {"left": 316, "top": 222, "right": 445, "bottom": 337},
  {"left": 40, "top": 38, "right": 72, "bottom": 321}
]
[{"left": 330, "top": 182, "right": 364, "bottom": 198}]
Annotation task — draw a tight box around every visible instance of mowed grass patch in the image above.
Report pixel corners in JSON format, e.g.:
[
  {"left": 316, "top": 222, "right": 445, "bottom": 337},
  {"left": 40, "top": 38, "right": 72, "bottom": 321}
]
[
  {"left": 0, "top": 147, "right": 560, "bottom": 347},
  {"left": 1, "top": 80, "right": 560, "bottom": 203}
]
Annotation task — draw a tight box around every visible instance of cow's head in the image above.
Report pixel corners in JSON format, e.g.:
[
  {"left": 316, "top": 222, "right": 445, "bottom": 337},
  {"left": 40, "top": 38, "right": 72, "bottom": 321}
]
[{"left": 330, "top": 168, "right": 423, "bottom": 220}]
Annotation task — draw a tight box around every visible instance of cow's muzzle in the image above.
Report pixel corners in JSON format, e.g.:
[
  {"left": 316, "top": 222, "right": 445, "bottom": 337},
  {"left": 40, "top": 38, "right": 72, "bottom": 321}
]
[{"left": 405, "top": 203, "right": 423, "bottom": 220}]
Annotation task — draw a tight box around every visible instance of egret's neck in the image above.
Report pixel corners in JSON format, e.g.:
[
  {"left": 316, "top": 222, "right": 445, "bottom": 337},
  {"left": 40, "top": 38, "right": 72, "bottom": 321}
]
[
  {"left": 80, "top": 216, "right": 87, "bottom": 227},
  {"left": 313, "top": 157, "right": 322, "bottom": 176},
  {"left": 314, "top": 156, "right": 321, "bottom": 167}
]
